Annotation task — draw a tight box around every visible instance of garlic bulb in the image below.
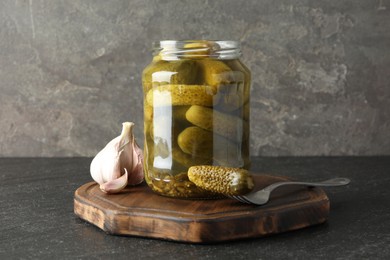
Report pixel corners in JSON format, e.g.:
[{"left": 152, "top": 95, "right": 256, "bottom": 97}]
[{"left": 90, "top": 122, "right": 144, "bottom": 193}]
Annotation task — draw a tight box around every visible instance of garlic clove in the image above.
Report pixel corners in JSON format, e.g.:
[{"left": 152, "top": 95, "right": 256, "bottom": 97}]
[
  {"left": 90, "top": 140, "right": 123, "bottom": 185},
  {"left": 100, "top": 170, "right": 128, "bottom": 194}
]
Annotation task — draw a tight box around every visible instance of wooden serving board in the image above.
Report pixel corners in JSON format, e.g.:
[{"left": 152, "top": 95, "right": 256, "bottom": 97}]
[{"left": 74, "top": 174, "right": 329, "bottom": 243}]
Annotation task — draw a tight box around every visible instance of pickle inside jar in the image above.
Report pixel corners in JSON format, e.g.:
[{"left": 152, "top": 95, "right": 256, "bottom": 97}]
[
  {"left": 143, "top": 54, "right": 250, "bottom": 198},
  {"left": 143, "top": 59, "right": 201, "bottom": 90}
]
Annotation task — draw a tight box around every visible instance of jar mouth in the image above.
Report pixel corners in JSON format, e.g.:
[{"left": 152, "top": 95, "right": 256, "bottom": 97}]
[{"left": 153, "top": 40, "right": 241, "bottom": 60}]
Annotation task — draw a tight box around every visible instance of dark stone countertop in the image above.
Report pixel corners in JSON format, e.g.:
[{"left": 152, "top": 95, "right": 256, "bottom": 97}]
[{"left": 1, "top": 157, "right": 389, "bottom": 259}]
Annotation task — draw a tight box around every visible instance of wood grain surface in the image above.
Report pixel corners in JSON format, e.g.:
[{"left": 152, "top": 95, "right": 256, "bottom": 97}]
[{"left": 74, "top": 174, "right": 330, "bottom": 243}]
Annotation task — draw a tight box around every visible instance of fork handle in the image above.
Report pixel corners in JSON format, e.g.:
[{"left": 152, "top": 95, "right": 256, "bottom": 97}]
[{"left": 263, "top": 178, "right": 351, "bottom": 192}]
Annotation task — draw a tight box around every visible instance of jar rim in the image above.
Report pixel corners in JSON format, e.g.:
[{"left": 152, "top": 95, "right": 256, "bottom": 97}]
[{"left": 153, "top": 40, "right": 241, "bottom": 60}]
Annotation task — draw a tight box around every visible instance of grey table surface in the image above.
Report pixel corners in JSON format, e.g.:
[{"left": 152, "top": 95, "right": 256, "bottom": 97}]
[{"left": 1, "top": 157, "right": 389, "bottom": 259}]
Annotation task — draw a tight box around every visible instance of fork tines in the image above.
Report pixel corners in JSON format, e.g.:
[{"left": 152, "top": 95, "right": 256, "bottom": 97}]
[{"left": 229, "top": 195, "right": 252, "bottom": 204}]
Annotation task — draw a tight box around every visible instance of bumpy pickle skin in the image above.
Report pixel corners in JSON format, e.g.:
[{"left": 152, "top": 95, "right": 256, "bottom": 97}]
[
  {"left": 188, "top": 165, "right": 254, "bottom": 196},
  {"left": 185, "top": 105, "right": 248, "bottom": 142},
  {"left": 146, "top": 84, "right": 218, "bottom": 107}
]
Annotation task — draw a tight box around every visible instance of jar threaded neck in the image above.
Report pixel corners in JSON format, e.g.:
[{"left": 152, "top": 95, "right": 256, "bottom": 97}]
[{"left": 153, "top": 40, "right": 241, "bottom": 60}]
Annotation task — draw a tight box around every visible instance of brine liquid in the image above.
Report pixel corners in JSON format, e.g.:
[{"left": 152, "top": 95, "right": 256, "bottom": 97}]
[{"left": 142, "top": 58, "right": 250, "bottom": 198}]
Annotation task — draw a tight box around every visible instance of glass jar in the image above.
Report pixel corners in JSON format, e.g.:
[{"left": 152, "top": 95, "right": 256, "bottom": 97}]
[{"left": 142, "top": 40, "right": 251, "bottom": 198}]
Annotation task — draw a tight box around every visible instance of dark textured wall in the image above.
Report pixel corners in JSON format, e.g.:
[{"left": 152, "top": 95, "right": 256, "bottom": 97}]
[{"left": 0, "top": 0, "right": 389, "bottom": 157}]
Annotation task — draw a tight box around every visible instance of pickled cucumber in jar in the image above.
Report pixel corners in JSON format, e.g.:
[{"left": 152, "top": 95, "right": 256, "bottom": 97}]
[{"left": 142, "top": 40, "right": 250, "bottom": 198}]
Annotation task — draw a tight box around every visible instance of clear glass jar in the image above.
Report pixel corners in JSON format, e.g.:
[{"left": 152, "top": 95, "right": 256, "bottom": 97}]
[{"left": 142, "top": 40, "right": 251, "bottom": 198}]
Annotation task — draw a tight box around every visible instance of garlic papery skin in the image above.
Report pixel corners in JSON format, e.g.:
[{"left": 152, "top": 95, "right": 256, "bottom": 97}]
[{"left": 90, "top": 122, "right": 144, "bottom": 194}]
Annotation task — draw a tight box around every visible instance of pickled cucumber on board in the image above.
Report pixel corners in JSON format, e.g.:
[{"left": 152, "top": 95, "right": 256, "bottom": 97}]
[
  {"left": 185, "top": 105, "right": 246, "bottom": 141},
  {"left": 188, "top": 165, "right": 254, "bottom": 196},
  {"left": 146, "top": 84, "right": 218, "bottom": 107}
]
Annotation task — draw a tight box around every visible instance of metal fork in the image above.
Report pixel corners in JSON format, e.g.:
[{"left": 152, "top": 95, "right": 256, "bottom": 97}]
[{"left": 229, "top": 177, "right": 351, "bottom": 205}]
